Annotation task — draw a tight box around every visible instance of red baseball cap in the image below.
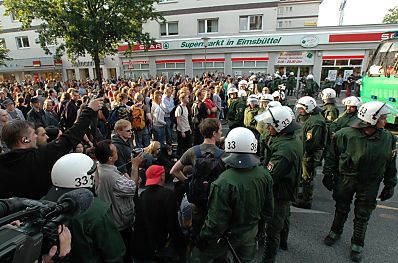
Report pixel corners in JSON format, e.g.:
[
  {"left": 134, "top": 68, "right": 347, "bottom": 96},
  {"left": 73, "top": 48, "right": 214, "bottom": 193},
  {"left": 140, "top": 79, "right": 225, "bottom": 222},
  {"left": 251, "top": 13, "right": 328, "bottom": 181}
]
[{"left": 145, "top": 165, "right": 165, "bottom": 186}]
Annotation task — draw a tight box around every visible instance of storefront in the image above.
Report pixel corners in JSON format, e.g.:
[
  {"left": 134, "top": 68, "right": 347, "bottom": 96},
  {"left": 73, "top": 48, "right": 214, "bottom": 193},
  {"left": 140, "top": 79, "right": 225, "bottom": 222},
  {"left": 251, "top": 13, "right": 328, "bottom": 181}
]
[{"left": 117, "top": 24, "right": 398, "bottom": 82}]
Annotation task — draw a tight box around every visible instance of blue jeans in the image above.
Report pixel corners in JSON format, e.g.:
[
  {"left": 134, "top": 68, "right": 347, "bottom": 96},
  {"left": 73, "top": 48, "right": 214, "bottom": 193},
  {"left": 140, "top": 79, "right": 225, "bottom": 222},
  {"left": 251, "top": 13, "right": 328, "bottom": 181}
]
[
  {"left": 134, "top": 126, "right": 150, "bottom": 148},
  {"left": 153, "top": 125, "right": 165, "bottom": 145},
  {"left": 164, "top": 117, "right": 173, "bottom": 145}
]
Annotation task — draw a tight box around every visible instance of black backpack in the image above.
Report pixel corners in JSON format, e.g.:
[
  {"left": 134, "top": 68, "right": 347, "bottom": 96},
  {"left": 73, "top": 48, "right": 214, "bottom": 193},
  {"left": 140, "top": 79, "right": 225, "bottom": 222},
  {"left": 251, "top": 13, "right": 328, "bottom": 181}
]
[{"left": 185, "top": 145, "right": 225, "bottom": 209}]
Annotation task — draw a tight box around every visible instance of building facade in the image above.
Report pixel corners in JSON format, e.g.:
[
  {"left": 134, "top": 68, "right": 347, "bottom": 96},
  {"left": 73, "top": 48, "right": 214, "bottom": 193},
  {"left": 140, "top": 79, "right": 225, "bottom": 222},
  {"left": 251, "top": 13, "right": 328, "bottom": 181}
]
[{"left": 0, "top": 0, "right": 397, "bottom": 84}]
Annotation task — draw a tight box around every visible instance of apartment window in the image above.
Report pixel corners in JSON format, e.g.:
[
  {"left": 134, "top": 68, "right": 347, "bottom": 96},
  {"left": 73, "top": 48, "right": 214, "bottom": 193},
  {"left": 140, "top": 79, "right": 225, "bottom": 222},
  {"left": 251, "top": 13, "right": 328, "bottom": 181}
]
[
  {"left": 277, "top": 21, "right": 283, "bottom": 28},
  {"left": 198, "top": 18, "right": 218, "bottom": 34},
  {"left": 285, "top": 6, "right": 293, "bottom": 12},
  {"left": 0, "top": 39, "right": 6, "bottom": 48},
  {"left": 240, "top": 15, "right": 262, "bottom": 31},
  {"left": 10, "top": 13, "right": 17, "bottom": 22},
  {"left": 160, "top": 22, "right": 178, "bottom": 36},
  {"left": 277, "top": 7, "right": 283, "bottom": 15},
  {"left": 16, "top": 36, "right": 30, "bottom": 49}
]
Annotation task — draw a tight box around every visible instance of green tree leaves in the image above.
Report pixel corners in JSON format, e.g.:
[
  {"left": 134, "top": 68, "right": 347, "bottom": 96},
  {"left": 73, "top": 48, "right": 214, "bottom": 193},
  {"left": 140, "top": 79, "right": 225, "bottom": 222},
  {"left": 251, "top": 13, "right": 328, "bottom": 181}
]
[{"left": 383, "top": 6, "right": 398, "bottom": 24}]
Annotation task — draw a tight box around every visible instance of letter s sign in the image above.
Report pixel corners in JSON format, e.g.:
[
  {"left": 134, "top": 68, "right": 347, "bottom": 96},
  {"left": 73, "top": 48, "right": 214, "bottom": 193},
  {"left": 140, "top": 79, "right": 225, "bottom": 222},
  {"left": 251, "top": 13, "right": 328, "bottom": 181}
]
[{"left": 381, "top": 33, "right": 396, "bottom": 41}]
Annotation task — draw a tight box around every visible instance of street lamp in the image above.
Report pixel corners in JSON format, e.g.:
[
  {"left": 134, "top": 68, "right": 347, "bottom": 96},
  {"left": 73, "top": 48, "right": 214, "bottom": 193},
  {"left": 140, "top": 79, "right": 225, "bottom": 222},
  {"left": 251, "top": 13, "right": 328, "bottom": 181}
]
[{"left": 201, "top": 37, "right": 209, "bottom": 76}]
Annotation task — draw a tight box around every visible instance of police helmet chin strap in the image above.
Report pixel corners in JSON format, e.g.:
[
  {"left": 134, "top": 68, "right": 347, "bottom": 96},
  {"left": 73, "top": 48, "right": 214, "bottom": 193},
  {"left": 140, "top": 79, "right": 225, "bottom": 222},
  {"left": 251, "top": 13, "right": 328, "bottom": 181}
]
[
  {"left": 372, "top": 102, "right": 386, "bottom": 120},
  {"left": 268, "top": 108, "right": 279, "bottom": 128}
]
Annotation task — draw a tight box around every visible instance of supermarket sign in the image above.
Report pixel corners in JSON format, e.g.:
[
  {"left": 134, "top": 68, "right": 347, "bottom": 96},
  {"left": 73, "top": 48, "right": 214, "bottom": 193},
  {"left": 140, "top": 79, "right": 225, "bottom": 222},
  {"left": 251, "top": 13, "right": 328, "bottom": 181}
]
[{"left": 117, "top": 31, "right": 398, "bottom": 52}]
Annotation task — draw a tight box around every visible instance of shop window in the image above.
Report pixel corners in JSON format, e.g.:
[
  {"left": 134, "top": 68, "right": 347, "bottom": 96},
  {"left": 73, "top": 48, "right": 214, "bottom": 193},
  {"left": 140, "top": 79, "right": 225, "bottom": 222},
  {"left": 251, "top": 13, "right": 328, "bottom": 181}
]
[
  {"left": 16, "top": 36, "right": 30, "bottom": 49},
  {"left": 160, "top": 22, "right": 178, "bottom": 36},
  {"left": 322, "top": 60, "right": 334, "bottom": 66},
  {"left": 335, "top": 60, "right": 349, "bottom": 66},
  {"left": 239, "top": 15, "right": 262, "bottom": 31},
  {"left": 349, "top": 59, "right": 362, "bottom": 65},
  {"left": 141, "top": 64, "right": 149, "bottom": 69},
  {"left": 245, "top": 61, "right": 255, "bottom": 68},
  {"left": 256, "top": 61, "right": 267, "bottom": 67},
  {"left": 198, "top": 18, "right": 218, "bottom": 34},
  {"left": 193, "top": 62, "right": 202, "bottom": 69},
  {"left": 157, "top": 63, "right": 166, "bottom": 69},
  {"left": 232, "top": 61, "right": 243, "bottom": 67}
]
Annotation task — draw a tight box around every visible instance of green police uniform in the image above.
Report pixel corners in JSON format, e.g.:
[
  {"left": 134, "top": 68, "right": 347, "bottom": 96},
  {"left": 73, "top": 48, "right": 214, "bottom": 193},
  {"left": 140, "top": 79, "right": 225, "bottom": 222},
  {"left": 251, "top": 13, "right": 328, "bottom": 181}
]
[
  {"left": 328, "top": 111, "right": 357, "bottom": 134},
  {"left": 322, "top": 81, "right": 334, "bottom": 90},
  {"left": 322, "top": 103, "right": 339, "bottom": 123},
  {"left": 244, "top": 105, "right": 260, "bottom": 131},
  {"left": 228, "top": 97, "right": 246, "bottom": 129},
  {"left": 287, "top": 76, "right": 296, "bottom": 96},
  {"left": 68, "top": 198, "right": 126, "bottom": 263},
  {"left": 262, "top": 132, "right": 303, "bottom": 263},
  {"left": 189, "top": 166, "right": 274, "bottom": 263},
  {"left": 323, "top": 127, "right": 397, "bottom": 255},
  {"left": 256, "top": 108, "right": 270, "bottom": 158},
  {"left": 304, "top": 79, "right": 320, "bottom": 97},
  {"left": 295, "top": 110, "right": 326, "bottom": 208}
]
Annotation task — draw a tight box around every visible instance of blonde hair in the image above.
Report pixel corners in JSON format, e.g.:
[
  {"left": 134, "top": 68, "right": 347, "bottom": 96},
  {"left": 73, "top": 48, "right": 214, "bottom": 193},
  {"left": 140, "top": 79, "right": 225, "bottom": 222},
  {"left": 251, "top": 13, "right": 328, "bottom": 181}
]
[
  {"left": 114, "top": 119, "right": 131, "bottom": 131},
  {"left": 144, "top": 141, "right": 161, "bottom": 155}
]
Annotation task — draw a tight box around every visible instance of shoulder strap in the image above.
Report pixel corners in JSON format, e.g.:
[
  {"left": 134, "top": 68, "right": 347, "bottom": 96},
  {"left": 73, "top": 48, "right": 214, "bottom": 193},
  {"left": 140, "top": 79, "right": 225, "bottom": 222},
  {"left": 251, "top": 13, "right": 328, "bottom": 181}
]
[
  {"left": 214, "top": 148, "right": 224, "bottom": 158},
  {"left": 194, "top": 145, "right": 202, "bottom": 158}
]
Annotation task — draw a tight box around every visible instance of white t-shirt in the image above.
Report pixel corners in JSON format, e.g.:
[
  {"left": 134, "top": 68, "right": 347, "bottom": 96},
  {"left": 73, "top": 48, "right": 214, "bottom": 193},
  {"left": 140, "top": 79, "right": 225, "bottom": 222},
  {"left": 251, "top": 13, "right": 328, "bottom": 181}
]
[{"left": 175, "top": 104, "right": 191, "bottom": 132}]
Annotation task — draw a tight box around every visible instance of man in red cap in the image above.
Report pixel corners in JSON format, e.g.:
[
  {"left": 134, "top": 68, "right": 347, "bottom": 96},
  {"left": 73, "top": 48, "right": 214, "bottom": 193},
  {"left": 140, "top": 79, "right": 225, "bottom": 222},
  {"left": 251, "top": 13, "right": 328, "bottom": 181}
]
[{"left": 132, "top": 165, "right": 185, "bottom": 262}]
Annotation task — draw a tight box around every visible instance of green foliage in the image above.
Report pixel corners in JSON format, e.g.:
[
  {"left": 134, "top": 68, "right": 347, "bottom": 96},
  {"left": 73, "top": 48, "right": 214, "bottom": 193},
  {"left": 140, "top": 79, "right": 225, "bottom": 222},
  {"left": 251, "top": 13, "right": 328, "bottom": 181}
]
[
  {"left": 383, "top": 6, "right": 398, "bottom": 24},
  {"left": 0, "top": 45, "right": 11, "bottom": 66},
  {"left": 4, "top": 0, "right": 163, "bottom": 80}
]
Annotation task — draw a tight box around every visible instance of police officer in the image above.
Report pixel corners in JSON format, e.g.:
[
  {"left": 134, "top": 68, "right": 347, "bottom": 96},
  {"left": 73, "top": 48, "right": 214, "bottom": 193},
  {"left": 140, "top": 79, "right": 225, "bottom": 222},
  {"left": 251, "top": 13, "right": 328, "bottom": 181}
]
[
  {"left": 244, "top": 94, "right": 260, "bottom": 133},
  {"left": 189, "top": 127, "right": 274, "bottom": 262},
  {"left": 286, "top": 72, "right": 296, "bottom": 96},
  {"left": 321, "top": 88, "right": 339, "bottom": 123},
  {"left": 257, "top": 106, "right": 303, "bottom": 263},
  {"left": 294, "top": 96, "right": 327, "bottom": 209},
  {"left": 329, "top": 96, "right": 362, "bottom": 134},
  {"left": 304, "top": 74, "right": 319, "bottom": 98},
  {"left": 256, "top": 94, "right": 274, "bottom": 158},
  {"left": 227, "top": 87, "right": 245, "bottom": 130},
  {"left": 322, "top": 101, "right": 397, "bottom": 262}
]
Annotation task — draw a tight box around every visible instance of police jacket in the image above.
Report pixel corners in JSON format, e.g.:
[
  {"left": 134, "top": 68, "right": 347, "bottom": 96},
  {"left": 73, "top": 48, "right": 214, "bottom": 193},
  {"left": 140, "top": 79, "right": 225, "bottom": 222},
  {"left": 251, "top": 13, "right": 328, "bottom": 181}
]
[
  {"left": 199, "top": 166, "right": 274, "bottom": 244},
  {"left": 243, "top": 105, "right": 260, "bottom": 130},
  {"left": 329, "top": 111, "right": 356, "bottom": 134},
  {"left": 324, "top": 127, "right": 397, "bottom": 187},
  {"left": 63, "top": 198, "right": 126, "bottom": 263},
  {"left": 227, "top": 98, "right": 245, "bottom": 128},
  {"left": 265, "top": 133, "right": 303, "bottom": 201},
  {"left": 304, "top": 80, "right": 319, "bottom": 97},
  {"left": 322, "top": 103, "right": 339, "bottom": 123},
  {"left": 299, "top": 110, "right": 327, "bottom": 156},
  {"left": 0, "top": 107, "right": 97, "bottom": 199}
]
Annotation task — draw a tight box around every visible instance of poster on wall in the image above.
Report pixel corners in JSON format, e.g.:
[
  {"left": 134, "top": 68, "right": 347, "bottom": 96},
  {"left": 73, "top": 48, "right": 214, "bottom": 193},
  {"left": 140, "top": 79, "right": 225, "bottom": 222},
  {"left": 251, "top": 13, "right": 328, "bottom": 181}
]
[
  {"left": 327, "top": 70, "right": 337, "bottom": 81},
  {"left": 275, "top": 51, "right": 314, "bottom": 65},
  {"left": 343, "top": 70, "right": 353, "bottom": 81}
]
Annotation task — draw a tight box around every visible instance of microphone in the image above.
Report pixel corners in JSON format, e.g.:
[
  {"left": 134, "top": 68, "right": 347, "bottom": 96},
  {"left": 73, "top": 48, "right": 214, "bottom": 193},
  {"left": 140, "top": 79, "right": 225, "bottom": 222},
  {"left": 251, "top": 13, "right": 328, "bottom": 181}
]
[{"left": 47, "top": 188, "right": 94, "bottom": 219}]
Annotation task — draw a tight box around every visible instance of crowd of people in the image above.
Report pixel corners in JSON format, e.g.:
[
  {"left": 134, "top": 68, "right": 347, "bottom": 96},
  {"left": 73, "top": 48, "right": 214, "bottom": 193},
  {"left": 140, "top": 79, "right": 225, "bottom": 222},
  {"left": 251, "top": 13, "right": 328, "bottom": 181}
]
[{"left": 0, "top": 71, "right": 395, "bottom": 263}]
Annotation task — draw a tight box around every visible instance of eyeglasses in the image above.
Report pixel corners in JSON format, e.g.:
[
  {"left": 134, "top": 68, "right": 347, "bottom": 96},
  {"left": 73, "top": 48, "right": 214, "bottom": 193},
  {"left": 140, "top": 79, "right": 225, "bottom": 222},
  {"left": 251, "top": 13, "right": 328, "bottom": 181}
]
[{"left": 123, "top": 129, "right": 133, "bottom": 133}]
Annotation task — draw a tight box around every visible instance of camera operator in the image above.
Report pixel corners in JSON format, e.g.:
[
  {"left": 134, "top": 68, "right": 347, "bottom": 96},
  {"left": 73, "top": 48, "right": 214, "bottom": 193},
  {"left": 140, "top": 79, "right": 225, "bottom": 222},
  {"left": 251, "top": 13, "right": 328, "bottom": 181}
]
[
  {"left": 0, "top": 98, "right": 104, "bottom": 199},
  {"left": 42, "top": 225, "right": 71, "bottom": 263}
]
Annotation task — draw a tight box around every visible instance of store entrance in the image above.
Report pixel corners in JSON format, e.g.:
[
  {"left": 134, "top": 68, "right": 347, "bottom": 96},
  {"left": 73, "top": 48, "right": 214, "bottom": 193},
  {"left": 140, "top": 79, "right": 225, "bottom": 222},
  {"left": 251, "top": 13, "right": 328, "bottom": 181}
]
[{"left": 275, "top": 66, "right": 312, "bottom": 88}]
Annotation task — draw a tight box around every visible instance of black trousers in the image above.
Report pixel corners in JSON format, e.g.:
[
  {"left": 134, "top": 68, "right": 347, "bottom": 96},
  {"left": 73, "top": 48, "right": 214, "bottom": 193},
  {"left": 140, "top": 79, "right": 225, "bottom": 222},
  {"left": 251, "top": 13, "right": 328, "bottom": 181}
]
[{"left": 177, "top": 130, "right": 192, "bottom": 157}]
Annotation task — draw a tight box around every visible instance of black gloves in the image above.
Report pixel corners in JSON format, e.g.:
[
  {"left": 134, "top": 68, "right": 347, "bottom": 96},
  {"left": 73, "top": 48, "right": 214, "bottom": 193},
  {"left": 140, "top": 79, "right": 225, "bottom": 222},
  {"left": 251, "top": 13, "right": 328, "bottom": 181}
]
[
  {"left": 379, "top": 186, "right": 395, "bottom": 201},
  {"left": 322, "top": 174, "right": 334, "bottom": 191}
]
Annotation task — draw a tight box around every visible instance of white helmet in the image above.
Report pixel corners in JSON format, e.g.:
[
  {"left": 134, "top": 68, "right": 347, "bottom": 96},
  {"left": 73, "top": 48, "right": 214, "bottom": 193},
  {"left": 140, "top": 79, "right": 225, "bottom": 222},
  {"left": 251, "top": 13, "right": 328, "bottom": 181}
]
[
  {"left": 342, "top": 96, "right": 362, "bottom": 107},
  {"left": 227, "top": 87, "right": 238, "bottom": 95},
  {"left": 51, "top": 153, "right": 96, "bottom": 188},
  {"left": 266, "top": 101, "right": 282, "bottom": 110},
  {"left": 282, "top": 75, "right": 287, "bottom": 80},
  {"left": 266, "top": 76, "right": 272, "bottom": 81},
  {"left": 325, "top": 77, "right": 330, "bottom": 81},
  {"left": 222, "top": 127, "right": 260, "bottom": 168},
  {"left": 249, "top": 75, "right": 257, "bottom": 81},
  {"left": 247, "top": 94, "right": 259, "bottom": 105},
  {"left": 357, "top": 101, "right": 390, "bottom": 126},
  {"left": 238, "top": 80, "right": 248, "bottom": 88},
  {"left": 272, "top": 90, "right": 286, "bottom": 101},
  {"left": 274, "top": 73, "right": 281, "bottom": 79},
  {"left": 225, "top": 127, "right": 257, "bottom": 154},
  {"left": 290, "top": 72, "right": 295, "bottom": 76},
  {"left": 306, "top": 74, "right": 314, "bottom": 80},
  {"left": 321, "top": 88, "right": 336, "bottom": 101},
  {"left": 296, "top": 96, "right": 317, "bottom": 113},
  {"left": 238, "top": 89, "right": 247, "bottom": 98},
  {"left": 260, "top": 94, "right": 274, "bottom": 102},
  {"left": 282, "top": 105, "right": 295, "bottom": 119},
  {"left": 258, "top": 107, "right": 294, "bottom": 133}
]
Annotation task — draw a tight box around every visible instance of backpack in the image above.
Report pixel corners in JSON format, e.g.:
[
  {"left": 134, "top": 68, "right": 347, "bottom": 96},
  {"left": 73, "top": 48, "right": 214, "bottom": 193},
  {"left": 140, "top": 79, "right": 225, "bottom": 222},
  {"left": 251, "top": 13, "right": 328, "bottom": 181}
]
[
  {"left": 106, "top": 106, "right": 119, "bottom": 130},
  {"left": 131, "top": 104, "right": 146, "bottom": 130},
  {"left": 185, "top": 145, "right": 225, "bottom": 209},
  {"left": 171, "top": 104, "right": 192, "bottom": 125}
]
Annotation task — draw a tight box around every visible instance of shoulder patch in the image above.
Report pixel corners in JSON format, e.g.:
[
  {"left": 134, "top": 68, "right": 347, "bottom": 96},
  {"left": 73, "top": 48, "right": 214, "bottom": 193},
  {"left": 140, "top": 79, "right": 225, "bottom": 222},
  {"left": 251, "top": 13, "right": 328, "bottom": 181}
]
[
  {"left": 267, "top": 162, "right": 273, "bottom": 171},
  {"left": 306, "top": 132, "right": 312, "bottom": 140}
]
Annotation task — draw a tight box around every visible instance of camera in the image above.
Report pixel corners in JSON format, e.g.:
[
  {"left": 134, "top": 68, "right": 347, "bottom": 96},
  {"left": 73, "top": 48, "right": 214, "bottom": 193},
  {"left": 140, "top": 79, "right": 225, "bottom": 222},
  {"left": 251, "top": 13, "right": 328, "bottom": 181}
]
[{"left": 132, "top": 148, "right": 143, "bottom": 157}]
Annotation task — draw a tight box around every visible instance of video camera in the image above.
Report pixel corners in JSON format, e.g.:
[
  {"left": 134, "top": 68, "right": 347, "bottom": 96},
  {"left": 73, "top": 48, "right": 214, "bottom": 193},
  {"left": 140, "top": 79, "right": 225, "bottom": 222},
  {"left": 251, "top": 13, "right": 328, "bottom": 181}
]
[{"left": 0, "top": 188, "right": 94, "bottom": 263}]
